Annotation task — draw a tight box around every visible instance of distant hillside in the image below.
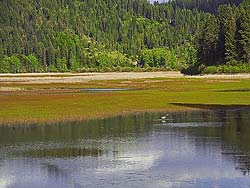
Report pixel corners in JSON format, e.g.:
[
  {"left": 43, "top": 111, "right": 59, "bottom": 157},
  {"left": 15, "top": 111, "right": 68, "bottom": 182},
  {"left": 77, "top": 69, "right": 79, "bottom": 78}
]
[{"left": 0, "top": 0, "right": 248, "bottom": 73}]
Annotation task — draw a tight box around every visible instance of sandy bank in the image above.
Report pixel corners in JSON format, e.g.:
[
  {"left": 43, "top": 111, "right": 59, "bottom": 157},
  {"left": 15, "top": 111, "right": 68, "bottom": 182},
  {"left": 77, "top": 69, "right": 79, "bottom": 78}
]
[{"left": 0, "top": 72, "right": 249, "bottom": 84}]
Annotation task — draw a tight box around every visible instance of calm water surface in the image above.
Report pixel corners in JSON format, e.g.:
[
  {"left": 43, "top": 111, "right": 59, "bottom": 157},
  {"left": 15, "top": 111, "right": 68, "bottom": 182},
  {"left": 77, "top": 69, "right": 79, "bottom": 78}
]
[{"left": 0, "top": 110, "right": 250, "bottom": 188}]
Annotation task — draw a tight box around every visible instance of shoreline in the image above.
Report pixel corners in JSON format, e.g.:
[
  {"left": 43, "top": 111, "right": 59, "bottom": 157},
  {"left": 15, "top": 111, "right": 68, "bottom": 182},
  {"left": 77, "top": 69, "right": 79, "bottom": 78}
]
[
  {"left": 0, "top": 108, "right": 197, "bottom": 126},
  {"left": 1, "top": 105, "right": 249, "bottom": 126},
  {"left": 0, "top": 71, "right": 249, "bottom": 85}
]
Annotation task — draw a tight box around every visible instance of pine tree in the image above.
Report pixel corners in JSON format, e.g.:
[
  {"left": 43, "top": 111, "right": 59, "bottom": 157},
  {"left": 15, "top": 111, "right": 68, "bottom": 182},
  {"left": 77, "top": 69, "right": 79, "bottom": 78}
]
[
  {"left": 196, "top": 14, "right": 220, "bottom": 66},
  {"left": 218, "top": 5, "right": 239, "bottom": 65},
  {"left": 238, "top": 2, "right": 250, "bottom": 64}
]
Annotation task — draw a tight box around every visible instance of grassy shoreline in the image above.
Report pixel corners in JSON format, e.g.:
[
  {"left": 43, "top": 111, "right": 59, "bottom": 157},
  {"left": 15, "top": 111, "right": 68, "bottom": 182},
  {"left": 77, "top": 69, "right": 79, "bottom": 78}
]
[{"left": 0, "top": 73, "right": 250, "bottom": 125}]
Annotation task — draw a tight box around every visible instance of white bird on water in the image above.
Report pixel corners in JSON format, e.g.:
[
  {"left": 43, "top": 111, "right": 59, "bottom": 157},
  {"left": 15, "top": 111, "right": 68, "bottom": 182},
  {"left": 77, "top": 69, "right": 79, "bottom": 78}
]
[
  {"left": 161, "top": 114, "right": 169, "bottom": 120},
  {"left": 161, "top": 116, "right": 166, "bottom": 120}
]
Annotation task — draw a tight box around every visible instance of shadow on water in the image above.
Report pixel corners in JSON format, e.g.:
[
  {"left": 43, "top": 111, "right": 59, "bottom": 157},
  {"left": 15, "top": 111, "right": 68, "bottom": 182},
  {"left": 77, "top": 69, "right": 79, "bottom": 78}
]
[
  {"left": 217, "top": 89, "right": 250, "bottom": 92},
  {"left": 18, "top": 148, "right": 103, "bottom": 158},
  {"left": 0, "top": 113, "right": 154, "bottom": 144},
  {"left": 170, "top": 102, "right": 250, "bottom": 110}
]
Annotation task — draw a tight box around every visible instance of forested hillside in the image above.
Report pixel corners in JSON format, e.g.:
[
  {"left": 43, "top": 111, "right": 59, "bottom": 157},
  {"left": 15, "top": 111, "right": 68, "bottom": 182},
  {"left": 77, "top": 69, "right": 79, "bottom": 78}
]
[
  {"left": 172, "top": 0, "right": 242, "bottom": 13},
  {"left": 183, "top": 0, "right": 250, "bottom": 74},
  {"left": 0, "top": 0, "right": 249, "bottom": 73}
]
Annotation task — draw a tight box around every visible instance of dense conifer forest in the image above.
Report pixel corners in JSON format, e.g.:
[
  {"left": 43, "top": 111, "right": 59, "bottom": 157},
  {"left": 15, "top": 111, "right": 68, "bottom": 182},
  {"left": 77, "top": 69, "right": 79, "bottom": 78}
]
[{"left": 0, "top": 0, "right": 249, "bottom": 74}]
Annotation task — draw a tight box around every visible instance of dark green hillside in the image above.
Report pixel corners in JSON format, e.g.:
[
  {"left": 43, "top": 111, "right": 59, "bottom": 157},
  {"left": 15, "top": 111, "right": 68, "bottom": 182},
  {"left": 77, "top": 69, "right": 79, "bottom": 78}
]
[
  {"left": 0, "top": 0, "right": 248, "bottom": 73},
  {"left": 182, "top": 0, "right": 250, "bottom": 74}
]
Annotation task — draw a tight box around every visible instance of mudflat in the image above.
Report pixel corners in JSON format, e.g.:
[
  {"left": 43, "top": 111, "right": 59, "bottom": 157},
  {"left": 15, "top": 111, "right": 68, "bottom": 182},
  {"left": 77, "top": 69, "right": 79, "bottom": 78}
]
[{"left": 0, "top": 72, "right": 250, "bottom": 84}]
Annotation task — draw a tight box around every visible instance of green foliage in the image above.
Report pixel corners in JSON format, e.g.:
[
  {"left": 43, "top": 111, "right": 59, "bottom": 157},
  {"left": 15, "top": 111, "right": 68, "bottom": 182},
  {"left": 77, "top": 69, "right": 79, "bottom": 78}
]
[
  {"left": 181, "top": 64, "right": 205, "bottom": 75},
  {"left": 238, "top": 1, "right": 250, "bottom": 64},
  {"left": 0, "top": 0, "right": 207, "bottom": 72},
  {"left": 55, "top": 58, "right": 68, "bottom": 72},
  {"left": 0, "top": 56, "right": 13, "bottom": 73},
  {"left": 196, "top": 14, "right": 221, "bottom": 66},
  {"left": 184, "top": 1, "right": 250, "bottom": 75},
  {"left": 139, "top": 48, "right": 178, "bottom": 69},
  {"left": 204, "top": 64, "right": 250, "bottom": 74},
  {"left": 0, "top": 54, "right": 40, "bottom": 73},
  {"left": 176, "top": 42, "right": 198, "bottom": 68},
  {"left": 0, "top": 0, "right": 247, "bottom": 73},
  {"left": 70, "top": 56, "right": 80, "bottom": 71},
  {"left": 173, "top": 0, "right": 242, "bottom": 13},
  {"left": 21, "top": 54, "right": 41, "bottom": 73},
  {"left": 96, "top": 51, "right": 133, "bottom": 68},
  {"left": 218, "top": 5, "right": 239, "bottom": 64}
]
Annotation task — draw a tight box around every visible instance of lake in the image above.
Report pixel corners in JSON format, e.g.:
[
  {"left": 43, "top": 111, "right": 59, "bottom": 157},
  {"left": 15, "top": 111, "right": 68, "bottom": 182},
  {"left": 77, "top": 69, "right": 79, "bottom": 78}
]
[{"left": 0, "top": 110, "right": 250, "bottom": 188}]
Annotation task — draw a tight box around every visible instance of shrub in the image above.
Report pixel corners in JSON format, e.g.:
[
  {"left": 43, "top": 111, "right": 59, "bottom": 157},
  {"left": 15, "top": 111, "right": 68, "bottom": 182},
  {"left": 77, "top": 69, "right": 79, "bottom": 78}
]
[{"left": 204, "top": 64, "right": 250, "bottom": 74}]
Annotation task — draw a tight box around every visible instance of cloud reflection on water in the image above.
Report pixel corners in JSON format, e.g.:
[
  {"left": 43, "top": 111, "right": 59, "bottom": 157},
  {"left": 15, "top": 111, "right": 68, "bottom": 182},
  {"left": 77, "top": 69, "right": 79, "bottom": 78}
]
[
  {"left": 0, "top": 176, "right": 13, "bottom": 188},
  {"left": 0, "top": 110, "right": 250, "bottom": 188}
]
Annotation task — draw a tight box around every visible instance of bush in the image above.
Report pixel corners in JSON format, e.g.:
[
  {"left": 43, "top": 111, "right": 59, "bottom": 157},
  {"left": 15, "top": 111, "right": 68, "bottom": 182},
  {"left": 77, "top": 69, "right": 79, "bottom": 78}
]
[
  {"left": 96, "top": 51, "right": 134, "bottom": 68},
  {"left": 203, "top": 64, "right": 250, "bottom": 74},
  {"left": 139, "top": 48, "right": 179, "bottom": 69},
  {"left": 77, "top": 66, "right": 173, "bottom": 73},
  {"left": 181, "top": 64, "right": 205, "bottom": 75}
]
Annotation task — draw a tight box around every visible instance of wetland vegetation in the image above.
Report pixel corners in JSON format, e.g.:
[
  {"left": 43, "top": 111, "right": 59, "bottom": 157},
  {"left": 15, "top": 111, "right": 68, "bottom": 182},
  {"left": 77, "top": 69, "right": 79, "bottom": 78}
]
[{"left": 0, "top": 74, "right": 249, "bottom": 125}]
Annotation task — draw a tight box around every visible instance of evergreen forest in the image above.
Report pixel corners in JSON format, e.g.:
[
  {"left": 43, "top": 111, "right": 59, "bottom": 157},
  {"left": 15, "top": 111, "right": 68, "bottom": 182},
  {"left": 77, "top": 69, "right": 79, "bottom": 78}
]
[{"left": 0, "top": 0, "right": 249, "bottom": 74}]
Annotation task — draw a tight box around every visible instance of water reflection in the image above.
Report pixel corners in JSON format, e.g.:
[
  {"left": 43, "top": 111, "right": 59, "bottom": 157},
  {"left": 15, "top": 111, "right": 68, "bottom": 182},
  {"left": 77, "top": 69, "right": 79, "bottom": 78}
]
[
  {"left": 20, "top": 148, "right": 103, "bottom": 158},
  {"left": 0, "top": 110, "right": 250, "bottom": 188}
]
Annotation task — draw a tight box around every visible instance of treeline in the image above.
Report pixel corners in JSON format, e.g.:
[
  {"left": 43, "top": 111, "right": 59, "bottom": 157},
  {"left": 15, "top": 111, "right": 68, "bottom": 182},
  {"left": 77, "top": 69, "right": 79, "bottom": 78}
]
[
  {"left": 0, "top": 0, "right": 206, "bottom": 72},
  {"left": 182, "top": 0, "right": 250, "bottom": 74},
  {"left": 0, "top": 0, "right": 248, "bottom": 73}
]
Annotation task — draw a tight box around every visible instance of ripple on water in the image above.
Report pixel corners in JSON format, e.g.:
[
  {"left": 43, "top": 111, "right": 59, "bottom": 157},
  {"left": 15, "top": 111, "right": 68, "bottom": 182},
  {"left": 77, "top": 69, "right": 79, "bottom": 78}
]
[{"left": 158, "top": 122, "right": 224, "bottom": 128}]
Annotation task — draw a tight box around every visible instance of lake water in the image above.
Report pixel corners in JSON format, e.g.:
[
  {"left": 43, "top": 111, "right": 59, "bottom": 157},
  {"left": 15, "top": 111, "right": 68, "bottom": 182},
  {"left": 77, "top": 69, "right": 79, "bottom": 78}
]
[{"left": 0, "top": 110, "right": 250, "bottom": 188}]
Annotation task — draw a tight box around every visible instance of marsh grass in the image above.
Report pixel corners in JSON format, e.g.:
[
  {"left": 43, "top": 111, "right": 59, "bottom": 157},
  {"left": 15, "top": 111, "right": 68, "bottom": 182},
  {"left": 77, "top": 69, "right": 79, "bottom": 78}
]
[{"left": 0, "top": 77, "right": 250, "bottom": 125}]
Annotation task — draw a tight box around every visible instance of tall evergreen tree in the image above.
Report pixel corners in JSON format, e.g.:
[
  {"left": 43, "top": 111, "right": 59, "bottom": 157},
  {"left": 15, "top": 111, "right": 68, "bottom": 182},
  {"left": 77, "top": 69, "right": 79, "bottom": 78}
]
[
  {"left": 218, "top": 5, "right": 239, "bottom": 64},
  {"left": 238, "top": 1, "right": 250, "bottom": 64},
  {"left": 196, "top": 14, "right": 220, "bottom": 66}
]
